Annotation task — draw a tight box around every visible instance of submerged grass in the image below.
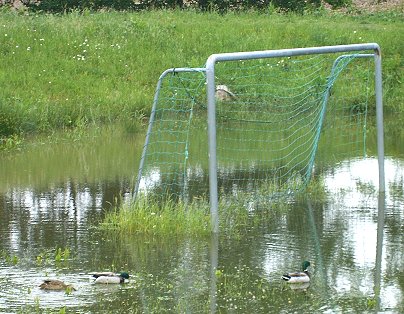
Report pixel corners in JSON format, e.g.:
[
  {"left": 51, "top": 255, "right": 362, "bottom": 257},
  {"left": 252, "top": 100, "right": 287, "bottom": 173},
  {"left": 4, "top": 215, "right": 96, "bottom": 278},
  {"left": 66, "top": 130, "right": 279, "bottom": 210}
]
[
  {"left": 100, "top": 196, "right": 253, "bottom": 237},
  {"left": 101, "top": 196, "right": 212, "bottom": 236},
  {"left": 100, "top": 175, "right": 328, "bottom": 236},
  {"left": 0, "top": 249, "right": 19, "bottom": 265}
]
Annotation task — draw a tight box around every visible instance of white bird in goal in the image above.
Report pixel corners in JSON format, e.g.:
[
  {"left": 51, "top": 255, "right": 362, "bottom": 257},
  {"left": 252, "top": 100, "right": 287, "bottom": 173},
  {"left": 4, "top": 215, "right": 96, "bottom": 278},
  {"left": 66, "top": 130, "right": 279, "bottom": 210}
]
[{"left": 215, "top": 84, "right": 236, "bottom": 101}]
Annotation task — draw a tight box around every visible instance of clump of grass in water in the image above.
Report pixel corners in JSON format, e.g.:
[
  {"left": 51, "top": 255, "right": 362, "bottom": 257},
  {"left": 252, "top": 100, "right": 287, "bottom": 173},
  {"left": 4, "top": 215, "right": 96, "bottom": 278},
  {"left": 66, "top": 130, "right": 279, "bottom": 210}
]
[
  {"left": 101, "top": 195, "right": 258, "bottom": 237},
  {"left": 36, "top": 247, "right": 71, "bottom": 267},
  {"left": 55, "top": 247, "right": 70, "bottom": 264},
  {"left": 296, "top": 175, "right": 328, "bottom": 202},
  {"left": 0, "top": 134, "right": 24, "bottom": 151},
  {"left": 101, "top": 196, "right": 212, "bottom": 237},
  {"left": 101, "top": 175, "right": 327, "bottom": 236},
  {"left": 0, "top": 250, "right": 19, "bottom": 265}
]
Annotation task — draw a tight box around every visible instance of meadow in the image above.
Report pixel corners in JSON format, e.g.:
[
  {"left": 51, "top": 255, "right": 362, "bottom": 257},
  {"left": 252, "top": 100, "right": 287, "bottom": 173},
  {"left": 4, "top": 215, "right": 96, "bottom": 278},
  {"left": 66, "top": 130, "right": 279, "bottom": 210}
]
[
  {"left": 0, "top": 8, "right": 403, "bottom": 142},
  {"left": 1, "top": 8, "right": 403, "bottom": 311}
]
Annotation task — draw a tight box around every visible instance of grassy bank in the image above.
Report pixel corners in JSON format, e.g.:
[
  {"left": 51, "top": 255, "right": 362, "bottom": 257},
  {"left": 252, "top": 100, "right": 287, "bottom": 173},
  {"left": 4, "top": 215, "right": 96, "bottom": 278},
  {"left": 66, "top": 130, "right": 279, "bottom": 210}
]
[{"left": 1, "top": 9, "right": 403, "bottom": 139}]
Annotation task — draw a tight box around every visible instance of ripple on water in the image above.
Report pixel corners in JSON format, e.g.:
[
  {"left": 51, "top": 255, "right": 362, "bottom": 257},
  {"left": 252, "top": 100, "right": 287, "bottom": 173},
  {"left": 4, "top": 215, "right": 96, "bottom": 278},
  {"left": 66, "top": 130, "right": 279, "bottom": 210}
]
[{"left": 0, "top": 267, "right": 135, "bottom": 312}]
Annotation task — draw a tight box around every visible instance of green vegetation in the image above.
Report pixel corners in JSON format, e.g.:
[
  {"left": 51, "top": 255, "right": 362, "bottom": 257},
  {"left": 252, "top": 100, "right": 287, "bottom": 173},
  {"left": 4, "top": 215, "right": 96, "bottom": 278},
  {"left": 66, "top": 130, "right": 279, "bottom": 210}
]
[
  {"left": 101, "top": 196, "right": 212, "bottom": 236},
  {"left": 100, "top": 194, "right": 271, "bottom": 237},
  {"left": 101, "top": 176, "right": 327, "bottom": 236},
  {"left": 17, "top": 303, "right": 67, "bottom": 314},
  {"left": 35, "top": 247, "right": 72, "bottom": 267},
  {"left": 0, "top": 8, "right": 403, "bottom": 142},
  {"left": 0, "top": 249, "right": 19, "bottom": 265},
  {"left": 0, "top": 247, "right": 72, "bottom": 268},
  {"left": 24, "top": 0, "right": 346, "bottom": 14},
  {"left": 54, "top": 247, "right": 71, "bottom": 263}
]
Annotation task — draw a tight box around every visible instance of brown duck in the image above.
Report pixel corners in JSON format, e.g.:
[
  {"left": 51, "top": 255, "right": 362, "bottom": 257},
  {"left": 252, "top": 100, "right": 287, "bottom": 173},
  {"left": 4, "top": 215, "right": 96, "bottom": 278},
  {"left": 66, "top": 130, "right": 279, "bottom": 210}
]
[{"left": 39, "top": 279, "right": 76, "bottom": 291}]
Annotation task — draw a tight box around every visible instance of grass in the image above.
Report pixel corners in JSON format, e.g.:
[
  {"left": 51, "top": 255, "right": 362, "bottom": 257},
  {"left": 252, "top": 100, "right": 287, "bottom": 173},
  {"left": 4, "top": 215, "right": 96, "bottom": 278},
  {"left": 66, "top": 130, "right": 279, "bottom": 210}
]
[
  {"left": 0, "top": 8, "right": 403, "bottom": 140},
  {"left": 0, "top": 249, "right": 19, "bottom": 265},
  {"left": 100, "top": 195, "right": 258, "bottom": 237},
  {"left": 100, "top": 175, "right": 327, "bottom": 236},
  {"left": 0, "top": 247, "right": 72, "bottom": 268},
  {"left": 101, "top": 196, "right": 212, "bottom": 236}
]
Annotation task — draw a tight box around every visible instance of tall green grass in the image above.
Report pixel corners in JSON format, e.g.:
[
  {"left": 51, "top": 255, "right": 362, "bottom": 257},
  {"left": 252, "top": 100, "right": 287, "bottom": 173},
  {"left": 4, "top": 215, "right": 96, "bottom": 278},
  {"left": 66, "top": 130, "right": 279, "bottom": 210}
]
[
  {"left": 100, "top": 176, "right": 327, "bottom": 237},
  {"left": 101, "top": 196, "right": 212, "bottom": 236},
  {"left": 0, "top": 9, "right": 403, "bottom": 138}
]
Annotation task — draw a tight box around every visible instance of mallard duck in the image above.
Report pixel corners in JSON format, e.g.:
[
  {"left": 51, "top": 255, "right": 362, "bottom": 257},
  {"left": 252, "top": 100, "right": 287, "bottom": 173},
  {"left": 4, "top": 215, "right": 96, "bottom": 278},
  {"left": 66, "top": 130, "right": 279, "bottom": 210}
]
[
  {"left": 282, "top": 261, "right": 311, "bottom": 283},
  {"left": 288, "top": 281, "right": 310, "bottom": 291},
  {"left": 90, "top": 272, "right": 130, "bottom": 284},
  {"left": 39, "top": 279, "right": 76, "bottom": 291}
]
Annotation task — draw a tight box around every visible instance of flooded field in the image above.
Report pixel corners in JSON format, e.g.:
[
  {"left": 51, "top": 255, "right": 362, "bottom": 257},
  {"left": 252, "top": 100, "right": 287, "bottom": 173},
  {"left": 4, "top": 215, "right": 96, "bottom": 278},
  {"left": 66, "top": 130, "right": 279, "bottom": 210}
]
[{"left": 0, "top": 127, "right": 403, "bottom": 313}]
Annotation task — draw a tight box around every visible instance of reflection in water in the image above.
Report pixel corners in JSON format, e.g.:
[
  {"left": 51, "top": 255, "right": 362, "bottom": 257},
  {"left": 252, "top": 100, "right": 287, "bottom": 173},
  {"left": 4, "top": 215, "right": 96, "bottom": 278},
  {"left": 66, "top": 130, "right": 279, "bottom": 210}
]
[
  {"left": 209, "top": 233, "right": 219, "bottom": 314},
  {"left": 322, "top": 158, "right": 403, "bottom": 310},
  {"left": 138, "top": 163, "right": 310, "bottom": 203},
  {"left": 306, "top": 201, "right": 327, "bottom": 292},
  {"left": 375, "top": 192, "right": 385, "bottom": 312},
  {"left": 0, "top": 131, "right": 403, "bottom": 313},
  {"left": 1, "top": 180, "right": 131, "bottom": 253}
]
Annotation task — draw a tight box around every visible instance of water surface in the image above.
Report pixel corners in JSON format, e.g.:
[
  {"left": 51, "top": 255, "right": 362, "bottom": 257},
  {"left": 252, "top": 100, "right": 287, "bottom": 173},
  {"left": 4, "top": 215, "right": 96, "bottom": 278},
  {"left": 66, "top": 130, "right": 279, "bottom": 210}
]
[{"left": 0, "top": 127, "right": 403, "bottom": 313}]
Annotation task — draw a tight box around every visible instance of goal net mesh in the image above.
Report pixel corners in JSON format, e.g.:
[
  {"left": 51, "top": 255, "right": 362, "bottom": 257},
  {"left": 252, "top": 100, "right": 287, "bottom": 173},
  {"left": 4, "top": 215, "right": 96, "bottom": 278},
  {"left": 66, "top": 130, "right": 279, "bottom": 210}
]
[{"left": 136, "top": 53, "right": 372, "bottom": 205}]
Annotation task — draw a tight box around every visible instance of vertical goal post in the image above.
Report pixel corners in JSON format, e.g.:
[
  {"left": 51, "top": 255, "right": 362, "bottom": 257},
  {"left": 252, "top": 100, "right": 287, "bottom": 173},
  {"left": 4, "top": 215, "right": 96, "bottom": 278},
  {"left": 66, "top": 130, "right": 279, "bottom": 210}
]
[
  {"left": 134, "top": 43, "right": 384, "bottom": 234},
  {"left": 206, "top": 43, "right": 384, "bottom": 233}
]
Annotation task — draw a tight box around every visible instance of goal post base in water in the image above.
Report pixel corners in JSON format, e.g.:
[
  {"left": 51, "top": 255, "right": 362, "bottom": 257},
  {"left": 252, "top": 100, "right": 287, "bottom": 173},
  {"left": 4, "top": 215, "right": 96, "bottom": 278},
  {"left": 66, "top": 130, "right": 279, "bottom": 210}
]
[{"left": 135, "top": 43, "right": 384, "bottom": 234}]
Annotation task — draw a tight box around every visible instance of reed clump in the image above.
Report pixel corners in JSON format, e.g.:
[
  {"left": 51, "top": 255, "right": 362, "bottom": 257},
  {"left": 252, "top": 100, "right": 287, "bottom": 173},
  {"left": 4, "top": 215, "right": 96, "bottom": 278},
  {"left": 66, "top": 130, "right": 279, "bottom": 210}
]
[
  {"left": 100, "top": 175, "right": 327, "bottom": 237},
  {"left": 101, "top": 196, "right": 212, "bottom": 236}
]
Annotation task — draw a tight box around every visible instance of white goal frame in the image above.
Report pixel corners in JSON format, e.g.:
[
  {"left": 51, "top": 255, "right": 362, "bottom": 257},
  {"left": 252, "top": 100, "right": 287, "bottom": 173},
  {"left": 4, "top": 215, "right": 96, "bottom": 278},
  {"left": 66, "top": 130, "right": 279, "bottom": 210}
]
[
  {"left": 205, "top": 43, "right": 384, "bottom": 233},
  {"left": 135, "top": 43, "right": 384, "bottom": 234}
]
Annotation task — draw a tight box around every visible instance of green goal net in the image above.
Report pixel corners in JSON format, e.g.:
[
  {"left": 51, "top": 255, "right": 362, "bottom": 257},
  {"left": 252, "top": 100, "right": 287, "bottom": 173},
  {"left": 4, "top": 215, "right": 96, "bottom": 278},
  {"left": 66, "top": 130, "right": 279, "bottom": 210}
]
[{"left": 135, "top": 46, "right": 381, "bottom": 209}]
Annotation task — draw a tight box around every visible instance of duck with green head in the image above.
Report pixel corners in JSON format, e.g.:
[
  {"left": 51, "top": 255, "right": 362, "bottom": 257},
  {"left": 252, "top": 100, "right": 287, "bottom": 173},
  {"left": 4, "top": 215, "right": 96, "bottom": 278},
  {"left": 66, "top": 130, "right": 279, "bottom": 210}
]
[
  {"left": 282, "top": 261, "right": 311, "bottom": 283},
  {"left": 90, "top": 272, "right": 130, "bottom": 284}
]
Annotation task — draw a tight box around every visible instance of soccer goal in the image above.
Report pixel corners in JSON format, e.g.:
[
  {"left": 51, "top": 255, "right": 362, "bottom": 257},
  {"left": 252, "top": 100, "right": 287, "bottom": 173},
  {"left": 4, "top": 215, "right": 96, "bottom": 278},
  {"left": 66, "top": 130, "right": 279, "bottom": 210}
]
[{"left": 134, "top": 43, "right": 384, "bottom": 233}]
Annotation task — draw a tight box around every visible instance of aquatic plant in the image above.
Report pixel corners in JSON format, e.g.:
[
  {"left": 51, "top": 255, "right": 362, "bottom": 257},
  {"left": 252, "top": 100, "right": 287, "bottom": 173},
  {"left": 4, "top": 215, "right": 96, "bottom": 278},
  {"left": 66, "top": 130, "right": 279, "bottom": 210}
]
[
  {"left": 101, "top": 196, "right": 211, "bottom": 236},
  {"left": 17, "top": 302, "right": 67, "bottom": 314},
  {"left": 35, "top": 247, "right": 72, "bottom": 267},
  {"left": 55, "top": 247, "right": 70, "bottom": 264},
  {"left": 101, "top": 193, "right": 280, "bottom": 237},
  {"left": 0, "top": 134, "right": 23, "bottom": 150},
  {"left": 0, "top": 250, "right": 19, "bottom": 265},
  {"left": 296, "top": 175, "right": 328, "bottom": 203}
]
